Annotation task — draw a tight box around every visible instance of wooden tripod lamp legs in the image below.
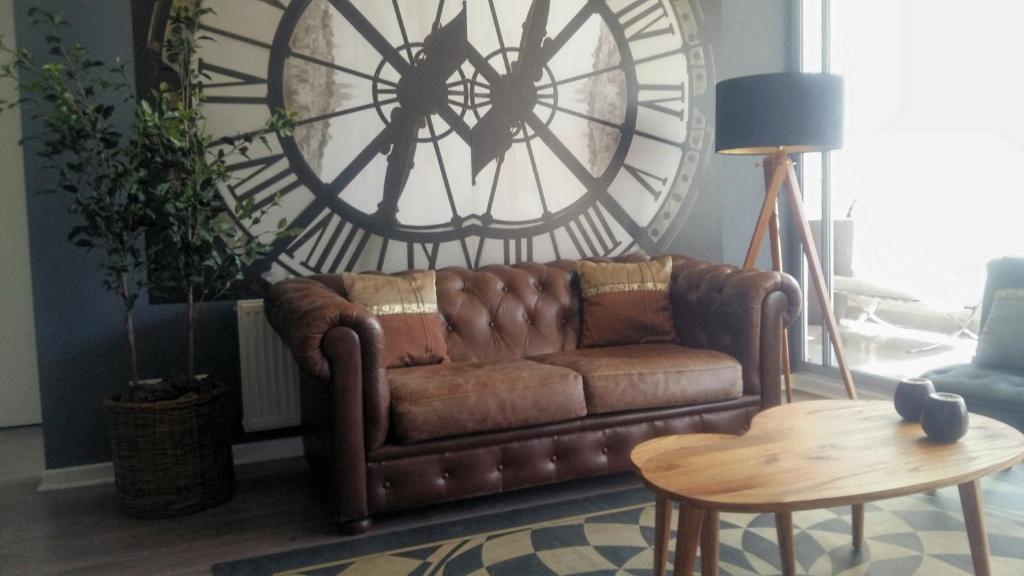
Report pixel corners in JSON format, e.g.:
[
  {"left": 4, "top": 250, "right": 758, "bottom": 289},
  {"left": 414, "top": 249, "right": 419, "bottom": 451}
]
[
  {"left": 767, "top": 161, "right": 793, "bottom": 403},
  {"left": 743, "top": 151, "right": 858, "bottom": 401}
]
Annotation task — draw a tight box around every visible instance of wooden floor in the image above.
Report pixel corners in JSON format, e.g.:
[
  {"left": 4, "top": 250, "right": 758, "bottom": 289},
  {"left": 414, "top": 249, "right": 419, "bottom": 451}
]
[
  {"left": 0, "top": 426, "right": 642, "bottom": 575},
  {"left": 0, "top": 390, "right": 826, "bottom": 576}
]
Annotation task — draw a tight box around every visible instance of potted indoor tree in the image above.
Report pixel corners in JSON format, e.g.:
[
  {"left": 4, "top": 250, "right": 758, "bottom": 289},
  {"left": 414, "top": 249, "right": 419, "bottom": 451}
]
[
  {"left": 113, "top": 1, "right": 293, "bottom": 517},
  {"left": 134, "top": 1, "right": 293, "bottom": 385},
  {"left": 2, "top": 5, "right": 292, "bottom": 518}
]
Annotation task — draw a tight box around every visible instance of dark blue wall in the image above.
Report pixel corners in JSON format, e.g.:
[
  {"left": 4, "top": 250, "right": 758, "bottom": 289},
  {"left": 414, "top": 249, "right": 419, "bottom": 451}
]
[{"left": 16, "top": 0, "right": 240, "bottom": 469}]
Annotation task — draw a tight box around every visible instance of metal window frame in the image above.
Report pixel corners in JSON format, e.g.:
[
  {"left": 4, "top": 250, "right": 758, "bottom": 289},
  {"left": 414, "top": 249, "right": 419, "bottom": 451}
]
[
  {"left": 790, "top": 0, "right": 899, "bottom": 394},
  {"left": 790, "top": 0, "right": 835, "bottom": 373}
]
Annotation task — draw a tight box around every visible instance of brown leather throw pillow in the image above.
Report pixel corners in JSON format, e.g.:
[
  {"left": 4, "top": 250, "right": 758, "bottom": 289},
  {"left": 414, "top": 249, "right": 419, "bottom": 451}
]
[
  {"left": 578, "top": 256, "right": 677, "bottom": 348},
  {"left": 341, "top": 271, "right": 450, "bottom": 368}
]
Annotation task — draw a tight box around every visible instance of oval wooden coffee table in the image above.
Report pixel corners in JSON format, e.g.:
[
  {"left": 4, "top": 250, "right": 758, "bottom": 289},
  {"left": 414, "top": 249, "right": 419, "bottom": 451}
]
[{"left": 631, "top": 400, "right": 1024, "bottom": 576}]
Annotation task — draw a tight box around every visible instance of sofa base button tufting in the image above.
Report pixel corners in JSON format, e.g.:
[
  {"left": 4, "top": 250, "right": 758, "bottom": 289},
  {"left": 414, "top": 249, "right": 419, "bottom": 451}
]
[{"left": 265, "top": 253, "right": 799, "bottom": 533}]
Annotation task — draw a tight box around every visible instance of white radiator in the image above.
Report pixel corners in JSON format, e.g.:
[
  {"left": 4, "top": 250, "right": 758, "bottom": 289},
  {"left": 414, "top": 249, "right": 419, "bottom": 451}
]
[{"left": 236, "top": 298, "right": 302, "bottom": 432}]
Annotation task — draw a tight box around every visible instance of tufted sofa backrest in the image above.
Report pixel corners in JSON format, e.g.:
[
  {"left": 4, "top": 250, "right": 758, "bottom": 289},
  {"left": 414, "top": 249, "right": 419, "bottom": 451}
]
[
  {"left": 304, "top": 253, "right": 677, "bottom": 364},
  {"left": 435, "top": 263, "right": 581, "bottom": 362}
]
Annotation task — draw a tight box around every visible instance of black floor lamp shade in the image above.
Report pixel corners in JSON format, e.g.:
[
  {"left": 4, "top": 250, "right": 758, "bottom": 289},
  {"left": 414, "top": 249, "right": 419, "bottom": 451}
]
[{"left": 716, "top": 72, "right": 844, "bottom": 155}]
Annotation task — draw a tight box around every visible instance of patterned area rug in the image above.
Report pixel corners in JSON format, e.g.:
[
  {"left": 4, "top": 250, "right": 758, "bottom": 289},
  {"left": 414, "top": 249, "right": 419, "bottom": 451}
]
[{"left": 214, "top": 469, "right": 1024, "bottom": 575}]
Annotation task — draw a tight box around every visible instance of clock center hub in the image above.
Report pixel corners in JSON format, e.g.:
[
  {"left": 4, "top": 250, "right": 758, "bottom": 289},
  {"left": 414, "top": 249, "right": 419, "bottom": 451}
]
[
  {"left": 396, "top": 68, "right": 446, "bottom": 117},
  {"left": 371, "top": 43, "right": 469, "bottom": 143},
  {"left": 490, "top": 73, "right": 538, "bottom": 116},
  {"left": 470, "top": 48, "right": 558, "bottom": 144}
]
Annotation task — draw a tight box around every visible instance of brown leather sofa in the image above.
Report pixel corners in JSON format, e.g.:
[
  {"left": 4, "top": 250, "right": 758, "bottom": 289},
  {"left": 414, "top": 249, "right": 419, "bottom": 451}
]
[{"left": 266, "top": 255, "right": 800, "bottom": 532}]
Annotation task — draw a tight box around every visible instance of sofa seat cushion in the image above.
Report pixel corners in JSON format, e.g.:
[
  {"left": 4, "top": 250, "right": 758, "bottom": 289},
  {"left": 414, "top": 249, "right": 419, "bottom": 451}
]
[
  {"left": 389, "top": 358, "right": 586, "bottom": 443},
  {"left": 531, "top": 343, "right": 742, "bottom": 414}
]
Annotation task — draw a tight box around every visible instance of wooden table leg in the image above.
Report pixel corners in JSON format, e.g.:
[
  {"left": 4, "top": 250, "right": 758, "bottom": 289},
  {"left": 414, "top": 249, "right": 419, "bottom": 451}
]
[
  {"left": 959, "top": 480, "right": 991, "bottom": 576},
  {"left": 852, "top": 503, "right": 864, "bottom": 550},
  {"left": 654, "top": 496, "right": 673, "bottom": 576},
  {"left": 700, "top": 509, "right": 719, "bottom": 576},
  {"left": 673, "top": 505, "right": 704, "bottom": 576},
  {"left": 775, "top": 512, "right": 796, "bottom": 576}
]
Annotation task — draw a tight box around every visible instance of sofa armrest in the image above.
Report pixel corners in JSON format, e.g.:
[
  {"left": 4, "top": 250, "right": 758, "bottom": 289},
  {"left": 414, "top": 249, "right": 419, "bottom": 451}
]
[
  {"left": 670, "top": 258, "right": 801, "bottom": 407},
  {"left": 265, "top": 276, "right": 390, "bottom": 449}
]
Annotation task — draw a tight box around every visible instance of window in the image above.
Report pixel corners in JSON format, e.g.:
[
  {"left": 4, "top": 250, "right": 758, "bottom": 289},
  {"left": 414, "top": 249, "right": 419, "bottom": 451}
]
[{"left": 799, "top": 0, "right": 1024, "bottom": 381}]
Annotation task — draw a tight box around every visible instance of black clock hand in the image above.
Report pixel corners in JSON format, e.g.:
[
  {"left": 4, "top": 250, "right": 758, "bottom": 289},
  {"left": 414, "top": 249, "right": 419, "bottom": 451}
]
[
  {"left": 378, "top": 108, "right": 420, "bottom": 223},
  {"left": 469, "top": 104, "right": 517, "bottom": 179},
  {"left": 470, "top": 0, "right": 550, "bottom": 180},
  {"left": 376, "top": 7, "right": 468, "bottom": 222},
  {"left": 421, "top": 9, "right": 473, "bottom": 144},
  {"left": 514, "top": 0, "right": 549, "bottom": 80},
  {"left": 420, "top": 6, "right": 466, "bottom": 80}
]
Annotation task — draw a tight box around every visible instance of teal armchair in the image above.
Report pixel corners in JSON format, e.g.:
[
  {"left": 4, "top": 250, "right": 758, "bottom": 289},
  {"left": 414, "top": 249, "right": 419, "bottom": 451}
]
[{"left": 923, "top": 257, "right": 1024, "bottom": 431}]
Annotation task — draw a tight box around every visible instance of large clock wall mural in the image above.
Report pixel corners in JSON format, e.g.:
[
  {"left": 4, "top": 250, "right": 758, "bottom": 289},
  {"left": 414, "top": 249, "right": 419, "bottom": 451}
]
[{"left": 133, "top": 0, "right": 715, "bottom": 286}]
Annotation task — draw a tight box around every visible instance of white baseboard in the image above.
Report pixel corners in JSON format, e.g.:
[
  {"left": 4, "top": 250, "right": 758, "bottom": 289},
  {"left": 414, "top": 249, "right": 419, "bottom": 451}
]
[
  {"left": 36, "top": 461, "right": 113, "bottom": 492},
  {"left": 37, "top": 436, "right": 304, "bottom": 492},
  {"left": 233, "top": 435, "right": 304, "bottom": 465}
]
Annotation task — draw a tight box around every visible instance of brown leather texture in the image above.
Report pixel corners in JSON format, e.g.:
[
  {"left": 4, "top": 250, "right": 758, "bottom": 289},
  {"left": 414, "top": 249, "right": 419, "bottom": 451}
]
[
  {"left": 669, "top": 256, "right": 801, "bottom": 398},
  {"left": 532, "top": 343, "right": 742, "bottom": 414},
  {"left": 374, "top": 314, "right": 449, "bottom": 368},
  {"left": 436, "top": 263, "right": 580, "bottom": 363},
  {"left": 265, "top": 277, "right": 383, "bottom": 382},
  {"left": 388, "top": 358, "right": 586, "bottom": 443},
  {"left": 578, "top": 256, "right": 677, "bottom": 347},
  {"left": 264, "top": 253, "right": 802, "bottom": 528},
  {"left": 366, "top": 402, "right": 760, "bottom": 515},
  {"left": 266, "top": 276, "right": 391, "bottom": 449},
  {"left": 370, "top": 395, "right": 760, "bottom": 462},
  {"left": 299, "top": 327, "right": 368, "bottom": 523},
  {"left": 341, "top": 271, "right": 449, "bottom": 368}
]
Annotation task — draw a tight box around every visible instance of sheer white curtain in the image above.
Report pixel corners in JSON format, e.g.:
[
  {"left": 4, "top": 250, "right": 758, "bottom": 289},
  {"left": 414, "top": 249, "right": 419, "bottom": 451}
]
[{"left": 828, "top": 0, "right": 1024, "bottom": 311}]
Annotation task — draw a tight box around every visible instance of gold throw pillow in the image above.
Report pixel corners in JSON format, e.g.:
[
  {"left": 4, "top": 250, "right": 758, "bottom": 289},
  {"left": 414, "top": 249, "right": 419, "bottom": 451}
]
[
  {"left": 578, "top": 256, "right": 677, "bottom": 348},
  {"left": 342, "top": 271, "right": 449, "bottom": 368}
]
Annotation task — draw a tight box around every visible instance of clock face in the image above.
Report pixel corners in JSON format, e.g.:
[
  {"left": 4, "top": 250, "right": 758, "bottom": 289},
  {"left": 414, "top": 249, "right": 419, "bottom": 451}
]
[{"left": 138, "top": 0, "right": 713, "bottom": 282}]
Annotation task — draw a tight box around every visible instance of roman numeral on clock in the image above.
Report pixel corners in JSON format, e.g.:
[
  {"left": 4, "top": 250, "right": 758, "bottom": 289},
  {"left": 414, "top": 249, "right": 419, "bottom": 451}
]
[
  {"left": 226, "top": 152, "right": 302, "bottom": 212},
  {"left": 616, "top": 0, "right": 676, "bottom": 43},
  {"left": 623, "top": 163, "right": 669, "bottom": 200},
  {"left": 407, "top": 241, "right": 440, "bottom": 269},
  {"left": 200, "top": 61, "right": 268, "bottom": 105},
  {"left": 283, "top": 211, "right": 372, "bottom": 273},
  {"left": 565, "top": 205, "right": 624, "bottom": 258},
  {"left": 199, "top": 23, "right": 273, "bottom": 52},
  {"left": 501, "top": 237, "right": 533, "bottom": 265},
  {"left": 638, "top": 82, "right": 686, "bottom": 120}
]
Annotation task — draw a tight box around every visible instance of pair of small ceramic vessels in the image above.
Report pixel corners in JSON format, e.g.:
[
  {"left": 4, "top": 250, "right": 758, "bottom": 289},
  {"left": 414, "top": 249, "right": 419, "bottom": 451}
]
[{"left": 894, "top": 378, "right": 969, "bottom": 442}]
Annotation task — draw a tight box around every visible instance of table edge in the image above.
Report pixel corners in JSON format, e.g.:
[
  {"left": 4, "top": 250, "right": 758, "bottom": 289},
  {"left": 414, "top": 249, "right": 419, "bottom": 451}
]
[{"left": 638, "top": 452, "right": 1024, "bottom": 513}]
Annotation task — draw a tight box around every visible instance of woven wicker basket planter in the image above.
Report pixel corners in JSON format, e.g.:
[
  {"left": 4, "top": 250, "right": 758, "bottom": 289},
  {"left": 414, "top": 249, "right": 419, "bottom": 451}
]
[{"left": 104, "top": 383, "right": 234, "bottom": 518}]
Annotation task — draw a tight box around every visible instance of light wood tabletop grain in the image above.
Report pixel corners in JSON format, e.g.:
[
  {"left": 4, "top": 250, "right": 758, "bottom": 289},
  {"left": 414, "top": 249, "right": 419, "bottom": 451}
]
[
  {"left": 631, "top": 399, "right": 1024, "bottom": 576},
  {"left": 633, "top": 399, "right": 1024, "bottom": 513}
]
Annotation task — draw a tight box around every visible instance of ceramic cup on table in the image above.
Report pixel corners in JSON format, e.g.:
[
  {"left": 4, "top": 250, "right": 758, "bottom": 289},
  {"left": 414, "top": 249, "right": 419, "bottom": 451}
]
[
  {"left": 922, "top": 393, "right": 969, "bottom": 443},
  {"left": 894, "top": 377, "right": 936, "bottom": 421}
]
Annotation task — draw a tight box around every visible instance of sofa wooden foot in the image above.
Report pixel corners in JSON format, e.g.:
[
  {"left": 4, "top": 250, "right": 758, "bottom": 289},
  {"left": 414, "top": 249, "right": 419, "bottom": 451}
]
[{"left": 340, "top": 517, "right": 372, "bottom": 535}]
